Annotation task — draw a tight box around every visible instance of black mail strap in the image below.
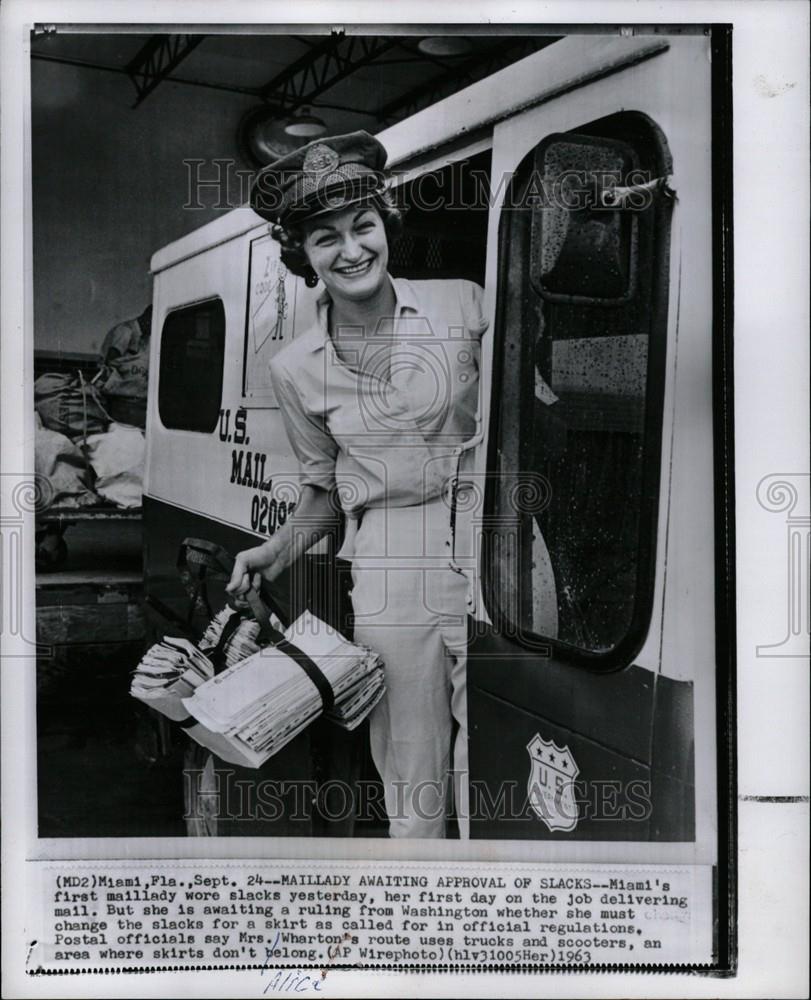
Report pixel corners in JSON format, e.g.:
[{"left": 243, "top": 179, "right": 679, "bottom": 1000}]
[
  {"left": 178, "top": 626, "right": 335, "bottom": 720},
  {"left": 245, "top": 589, "right": 335, "bottom": 713},
  {"left": 207, "top": 608, "right": 244, "bottom": 676},
  {"left": 267, "top": 632, "right": 335, "bottom": 714}
]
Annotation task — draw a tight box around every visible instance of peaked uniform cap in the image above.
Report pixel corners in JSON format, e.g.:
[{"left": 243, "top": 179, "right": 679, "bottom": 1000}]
[{"left": 251, "top": 130, "right": 389, "bottom": 225}]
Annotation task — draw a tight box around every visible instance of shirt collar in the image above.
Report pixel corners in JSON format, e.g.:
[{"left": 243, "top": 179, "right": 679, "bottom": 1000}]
[{"left": 311, "top": 274, "right": 418, "bottom": 352}]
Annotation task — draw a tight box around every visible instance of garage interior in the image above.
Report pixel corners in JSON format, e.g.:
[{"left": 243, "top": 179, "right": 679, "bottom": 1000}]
[{"left": 32, "top": 26, "right": 559, "bottom": 837}]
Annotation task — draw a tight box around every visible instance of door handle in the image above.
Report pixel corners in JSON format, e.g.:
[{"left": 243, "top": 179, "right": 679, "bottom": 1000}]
[{"left": 592, "top": 174, "right": 676, "bottom": 209}]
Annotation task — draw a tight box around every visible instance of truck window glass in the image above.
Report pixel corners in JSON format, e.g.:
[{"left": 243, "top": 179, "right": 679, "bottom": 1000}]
[
  {"left": 389, "top": 150, "right": 491, "bottom": 286},
  {"left": 158, "top": 298, "right": 226, "bottom": 432},
  {"left": 485, "top": 113, "right": 673, "bottom": 666}
]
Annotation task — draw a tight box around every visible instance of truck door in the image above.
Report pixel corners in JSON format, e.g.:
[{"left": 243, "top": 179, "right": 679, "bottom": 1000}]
[{"left": 467, "top": 74, "right": 697, "bottom": 841}]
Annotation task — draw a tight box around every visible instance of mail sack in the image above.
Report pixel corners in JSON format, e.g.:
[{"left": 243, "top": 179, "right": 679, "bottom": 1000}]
[
  {"left": 34, "top": 415, "right": 98, "bottom": 510},
  {"left": 97, "top": 318, "right": 150, "bottom": 426},
  {"left": 34, "top": 371, "right": 111, "bottom": 438}
]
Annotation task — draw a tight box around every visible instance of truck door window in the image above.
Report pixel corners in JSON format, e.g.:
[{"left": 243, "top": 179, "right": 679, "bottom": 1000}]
[
  {"left": 390, "top": 150, "right": 491, "bottom": 285},
  {"left": 158, "top": 297, "right": 226, "bottom": 432},
  {"left": 485, "top": 113, "right": 673, "bottom": 667}
]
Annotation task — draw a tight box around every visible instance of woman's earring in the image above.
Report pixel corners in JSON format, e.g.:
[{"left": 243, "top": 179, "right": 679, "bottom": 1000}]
[{"left": 304, "top": 268, "right": 319, "bottom": 288}]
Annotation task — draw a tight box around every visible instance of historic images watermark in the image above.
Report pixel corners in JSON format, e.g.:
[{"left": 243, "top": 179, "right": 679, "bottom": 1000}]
[
  {"left": 182, "top": 159, "right": 663, "bottom": 215},
  {"left": 182, "top": 770, "right": 653, "bottom": 827},
  {"left": 755, "top": 473, "right": 810, "bottom": 658},
  {"left": 0, "top": 473, "right": 53, "bottom": 658}
]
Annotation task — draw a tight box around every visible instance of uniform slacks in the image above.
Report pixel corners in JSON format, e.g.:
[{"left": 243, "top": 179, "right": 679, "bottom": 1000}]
[{"left": 345, "top": 499, "right": 469, "bottom": 839}]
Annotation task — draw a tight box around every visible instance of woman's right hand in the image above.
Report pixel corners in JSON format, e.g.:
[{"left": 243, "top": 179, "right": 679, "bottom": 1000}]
[
  {"left": 224, "top": 485, "right": 335, "bottom": 601},
  {"left": 225, "top": 542, "right": 280, "bottom": 598}
]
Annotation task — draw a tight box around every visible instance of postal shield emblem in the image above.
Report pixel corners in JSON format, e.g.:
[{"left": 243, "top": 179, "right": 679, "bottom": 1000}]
[{"left": 527, "top": 732, "right": 580, "bottom": 832}]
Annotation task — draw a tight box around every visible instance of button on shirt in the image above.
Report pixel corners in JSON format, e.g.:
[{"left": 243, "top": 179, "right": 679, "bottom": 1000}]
[{"left": 269, "top": 276, "right": 488, "bottom": 514}]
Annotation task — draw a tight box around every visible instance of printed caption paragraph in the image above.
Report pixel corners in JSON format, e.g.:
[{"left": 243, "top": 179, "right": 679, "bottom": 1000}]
[{"left": 29, "top": 863, "right": 714, "bottom": 972}]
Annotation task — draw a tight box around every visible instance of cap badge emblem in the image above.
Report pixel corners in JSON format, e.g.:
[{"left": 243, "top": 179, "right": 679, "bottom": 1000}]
[{"left": 302, "top": 144, "right": 340, "bottom": 176}]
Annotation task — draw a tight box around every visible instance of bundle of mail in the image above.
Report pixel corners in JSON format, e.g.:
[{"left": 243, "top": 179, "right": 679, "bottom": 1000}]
[
  {"left": 129, "top": 637, "right": 213, "bottom": 722},
  {"left": 131, "top": 608, "right": 385, "bottom": 768},
  {"left": 199, "top": 607, "right": 268, "bottom": 668}
]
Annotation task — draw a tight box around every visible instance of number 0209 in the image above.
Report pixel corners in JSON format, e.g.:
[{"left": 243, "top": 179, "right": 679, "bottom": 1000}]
[{"left": 250, "top": 494, "right": 293, "bottom": 535}]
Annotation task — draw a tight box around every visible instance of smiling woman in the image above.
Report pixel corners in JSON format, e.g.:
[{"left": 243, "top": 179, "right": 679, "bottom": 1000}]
[
  {"left": 273, "top": 193, "right": 404, "bottom": 292},
  {"left": 302, "top": 203, "right": 403, "bottom": 382},
  {"left": 305, "top": 206, "right": 390, "bottom": 296},
  {"left": 226, "top": 131, "right": 490, "bottom": 838}
]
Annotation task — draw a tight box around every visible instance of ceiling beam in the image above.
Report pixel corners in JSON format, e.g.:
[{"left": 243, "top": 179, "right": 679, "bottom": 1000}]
[
  {"left": 256, "top": 33, "right": 399, "bottom": 110},
  {"left": 30, "top": 52, "right": 379, "bottom": 116},
  {"left": 126, "top": 34, "right": 207, "bottom": 108},
  {"left": 32, "top": 51, "right": 261, "bottom": 97}
]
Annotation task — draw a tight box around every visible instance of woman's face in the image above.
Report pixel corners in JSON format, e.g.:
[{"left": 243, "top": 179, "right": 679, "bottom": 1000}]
[{"left": 301, "top": 204, "right": 389, "bottom": 302}]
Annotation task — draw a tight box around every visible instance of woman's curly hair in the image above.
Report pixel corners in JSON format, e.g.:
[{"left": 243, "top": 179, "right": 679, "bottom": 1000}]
[{"left": 270, "top": 189, "right": 404, "bottom": 288}]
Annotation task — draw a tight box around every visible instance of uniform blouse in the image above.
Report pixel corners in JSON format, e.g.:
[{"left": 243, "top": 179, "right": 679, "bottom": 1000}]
[{"left": 269, "top": 275, "right": 488, "bottom": 514}]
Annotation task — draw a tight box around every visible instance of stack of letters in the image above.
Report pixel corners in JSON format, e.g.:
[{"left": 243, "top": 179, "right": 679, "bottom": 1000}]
[
  {"left": 130, "top": 638, "right": 214, "bottom": 721},
  {"left": 131, "top": 609, "right": 384, "bottom": 767},
  {"left": 184, "top": 610, "right": 385, "bottom": 767},
  {"left": 198, "top": 607, "right": 266, "bottom": 668}
]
